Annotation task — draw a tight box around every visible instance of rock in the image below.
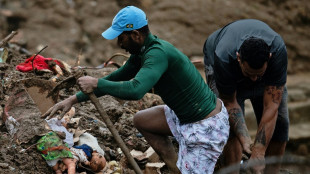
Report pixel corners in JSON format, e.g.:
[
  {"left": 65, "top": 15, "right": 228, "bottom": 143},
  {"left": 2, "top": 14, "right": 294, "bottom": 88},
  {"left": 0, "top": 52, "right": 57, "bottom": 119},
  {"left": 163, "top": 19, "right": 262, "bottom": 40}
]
[
  {"left": 296, "top": 83, "right": 310, "bottom": 97},
  {"left": 0, "top": 163, "right": 9, "bottom": 168},
  {"left": 287, "top": 89, "right": 307, "bottom": 102},
  {"left": 297, "top": 144, "right": 308, "bottom": 156},
  {"left": 288, "top": 100, "right": 310, "bottom": 124},
  {"left": 130, "top": 147, "right": 159, "bottom": 162},
  {"left": 289, "top": 122, "right": 310, "bottom": 140},
  {"left": 144, "top": 162, "right": 165, "bottom": 174}
]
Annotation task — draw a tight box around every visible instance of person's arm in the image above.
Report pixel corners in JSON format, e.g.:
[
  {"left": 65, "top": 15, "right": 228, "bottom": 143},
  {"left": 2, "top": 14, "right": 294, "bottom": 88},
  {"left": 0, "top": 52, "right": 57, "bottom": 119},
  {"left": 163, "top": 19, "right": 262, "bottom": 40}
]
[
  {"left": 220, "top": 91, "right": 252, "bottom": 154},
  {"left": 42, "top": 95, "right": 78, "bottom": 119},
  {"left": 42, "top": 56, "right": 139, "bottom": 119},
  {"left": 76, "top": 55, "right": 140, "bottom": 102},
  {"left": 250, "top": 85, "right": 284, "bottom": 170},
  {"left": 77, "top": 49, "right": 168, "bottom": 102}
]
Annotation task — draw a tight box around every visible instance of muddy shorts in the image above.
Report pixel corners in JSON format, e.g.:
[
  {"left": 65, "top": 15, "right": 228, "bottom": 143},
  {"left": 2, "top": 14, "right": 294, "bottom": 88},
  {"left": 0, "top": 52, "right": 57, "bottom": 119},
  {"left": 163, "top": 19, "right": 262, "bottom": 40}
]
[{"left": 164, "top": 101, "right": 230, "bottom": 174}]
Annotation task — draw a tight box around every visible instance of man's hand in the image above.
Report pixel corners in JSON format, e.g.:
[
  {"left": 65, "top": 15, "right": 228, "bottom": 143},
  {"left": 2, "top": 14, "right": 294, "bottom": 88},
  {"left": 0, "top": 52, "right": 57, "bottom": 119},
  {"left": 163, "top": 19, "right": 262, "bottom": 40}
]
[
  {"left": 247, "top": 85, "right": 284, "bottom": 173},
  {"left": 220, "top": 91, "right": 253, "bottom": 156},
  {"left": 240, "top": 136, "right": 253, "bottom": 158},
  {"left": 42, "top": 95, "right": 77, "bottom": 120},
  {"left": 77, "top": 76, "right": 98, "bottom": 94},
  {"left": 249, "top": 144, "right": 266, "bottom": 174},
  {"left": 227, "top": 107, "right": 253, "bottom": 156}
]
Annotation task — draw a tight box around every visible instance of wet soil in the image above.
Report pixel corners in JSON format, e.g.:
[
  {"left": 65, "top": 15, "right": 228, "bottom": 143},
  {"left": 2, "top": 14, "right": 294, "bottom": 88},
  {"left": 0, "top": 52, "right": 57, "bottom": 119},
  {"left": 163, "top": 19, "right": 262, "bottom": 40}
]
[
  {"left": 0, "top": 46, "right": 166, "bottom": 174},
  {"left": 0, "top": 0, "right": 310, "bottom": 174}
]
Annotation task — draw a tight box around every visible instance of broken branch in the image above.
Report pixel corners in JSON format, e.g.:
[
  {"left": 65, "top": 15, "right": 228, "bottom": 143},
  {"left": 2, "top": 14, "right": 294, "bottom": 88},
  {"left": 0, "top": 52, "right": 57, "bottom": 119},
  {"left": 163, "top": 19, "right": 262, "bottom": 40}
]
[{"left": 0, "top": 31, "right": 18, "bottom": 48}]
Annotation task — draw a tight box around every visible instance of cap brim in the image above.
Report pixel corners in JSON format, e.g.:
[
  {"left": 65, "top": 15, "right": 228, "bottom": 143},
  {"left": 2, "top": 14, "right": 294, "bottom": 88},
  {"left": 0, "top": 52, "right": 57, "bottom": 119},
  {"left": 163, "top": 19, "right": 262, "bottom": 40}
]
[{"left": 101, "top": 27, "right": 122, "bottom": 40}]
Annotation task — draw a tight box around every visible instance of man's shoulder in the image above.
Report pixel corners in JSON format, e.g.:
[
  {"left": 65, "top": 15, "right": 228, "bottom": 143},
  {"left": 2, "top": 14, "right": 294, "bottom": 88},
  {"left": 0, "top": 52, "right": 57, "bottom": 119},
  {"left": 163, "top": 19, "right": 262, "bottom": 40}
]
[{"left": 144, "top": 38, "right": 177, "bottom": 56}]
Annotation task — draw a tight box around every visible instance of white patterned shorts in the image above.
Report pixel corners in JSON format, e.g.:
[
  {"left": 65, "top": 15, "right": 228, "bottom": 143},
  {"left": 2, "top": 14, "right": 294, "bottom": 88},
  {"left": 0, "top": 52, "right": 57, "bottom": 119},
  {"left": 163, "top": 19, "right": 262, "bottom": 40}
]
[{"left": 165, "top": 101, "right": 230, "bottom": 174}]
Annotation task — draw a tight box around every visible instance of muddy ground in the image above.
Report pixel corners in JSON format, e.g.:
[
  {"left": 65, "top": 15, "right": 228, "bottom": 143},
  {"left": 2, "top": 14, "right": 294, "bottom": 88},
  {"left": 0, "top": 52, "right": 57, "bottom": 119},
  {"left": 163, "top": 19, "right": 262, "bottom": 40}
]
[
  {"left": 0, "top": 46, "right": 168, "bottom": 174},
  {"left": 0, "top": 0, "right": 310, "bottom": 73},
  {"left": 0, "top": 0, "right": 310, "bottom": 174}
]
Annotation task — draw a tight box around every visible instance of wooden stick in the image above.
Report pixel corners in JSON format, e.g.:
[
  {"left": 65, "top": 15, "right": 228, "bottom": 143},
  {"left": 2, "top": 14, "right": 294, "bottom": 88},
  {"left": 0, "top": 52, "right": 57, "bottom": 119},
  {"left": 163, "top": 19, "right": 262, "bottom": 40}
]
[
  {"left": 0, "top": 31, "right": 18, "bottom": 48},
  {"left": 74, "top": 49, "right": 82, "bottom": 67},
  {"left": 96, "top": 53, "right": 129, "bottom": 68},
  {"left": 31, "top": 45, "right": 48, "bottom": 74},
  {"left": 87, "top": 92, "right": 143, "bottom": 174}
]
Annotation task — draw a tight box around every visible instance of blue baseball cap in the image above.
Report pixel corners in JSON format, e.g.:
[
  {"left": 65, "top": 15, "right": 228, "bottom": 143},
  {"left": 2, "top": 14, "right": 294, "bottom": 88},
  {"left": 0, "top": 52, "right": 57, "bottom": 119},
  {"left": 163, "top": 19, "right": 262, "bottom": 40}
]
[{"left": 102, "top": 6, "right": 148, "bottom": 40}]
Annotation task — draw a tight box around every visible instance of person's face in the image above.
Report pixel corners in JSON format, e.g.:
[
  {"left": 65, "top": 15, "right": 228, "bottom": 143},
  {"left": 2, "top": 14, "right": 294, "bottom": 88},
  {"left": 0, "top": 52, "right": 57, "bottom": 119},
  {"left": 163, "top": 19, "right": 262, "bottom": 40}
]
[
  {"left": 117, "top": 31, "right": 141, "bottom": 55},
  {"left": 90, "top": 152, "right": 106, "bottom": 172},
  {"left": 237, "top": 53, "right": 268, "bottom": 82}
]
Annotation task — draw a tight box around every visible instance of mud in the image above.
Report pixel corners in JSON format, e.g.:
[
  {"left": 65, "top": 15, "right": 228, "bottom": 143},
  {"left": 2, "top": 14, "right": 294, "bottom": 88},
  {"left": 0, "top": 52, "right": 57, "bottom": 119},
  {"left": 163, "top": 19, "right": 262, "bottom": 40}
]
[
  {"left": 0, "top": 45, "right": 166, "bottom": 173},
  {"left": 0, "top": 0, "right": 310, "bottom": 174}
]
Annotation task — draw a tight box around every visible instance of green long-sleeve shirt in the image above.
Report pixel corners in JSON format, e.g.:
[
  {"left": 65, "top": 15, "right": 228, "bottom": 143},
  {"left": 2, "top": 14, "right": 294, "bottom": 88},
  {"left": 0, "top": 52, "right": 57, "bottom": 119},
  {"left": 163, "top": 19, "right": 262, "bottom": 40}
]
[{"left": 76, "top": 33, "right": 216, "bottom": 124}]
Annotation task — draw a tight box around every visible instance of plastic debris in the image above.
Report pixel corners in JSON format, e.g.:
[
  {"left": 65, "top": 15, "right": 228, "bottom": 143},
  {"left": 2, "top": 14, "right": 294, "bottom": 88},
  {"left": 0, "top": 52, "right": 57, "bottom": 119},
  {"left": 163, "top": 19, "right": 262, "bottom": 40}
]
[
  {"left": 45, "top": 117, "right": 74, "bottom": 147},
  {"left": 5, "top": 116, "right": 20, "bottom": 137},
  {"left": 102, "top": 160, "right": 122, "bottom": 174},
  {"left": 0, "top": 48, "right": 8, "bottom": 63}
]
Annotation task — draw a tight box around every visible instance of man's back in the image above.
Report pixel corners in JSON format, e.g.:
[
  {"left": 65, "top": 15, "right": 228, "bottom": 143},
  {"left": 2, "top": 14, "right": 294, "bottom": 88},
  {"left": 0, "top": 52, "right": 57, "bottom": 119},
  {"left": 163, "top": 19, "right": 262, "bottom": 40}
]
[
  {"left": 133, "top": 34, "right": 217, "bottom": 124},
  {"left": 203, "top": 19, "right": 287, "bottom": 94}
]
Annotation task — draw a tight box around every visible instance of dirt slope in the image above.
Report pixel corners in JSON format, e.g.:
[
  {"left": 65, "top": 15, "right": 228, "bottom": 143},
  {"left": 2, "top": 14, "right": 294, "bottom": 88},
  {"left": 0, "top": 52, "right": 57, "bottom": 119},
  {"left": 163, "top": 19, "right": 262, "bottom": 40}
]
[
  {"left": 0, "top": 0, "right": 310, "bottom": 174},
  {"left": 0, "top": 0, "right": 309, "bottom": 73}
]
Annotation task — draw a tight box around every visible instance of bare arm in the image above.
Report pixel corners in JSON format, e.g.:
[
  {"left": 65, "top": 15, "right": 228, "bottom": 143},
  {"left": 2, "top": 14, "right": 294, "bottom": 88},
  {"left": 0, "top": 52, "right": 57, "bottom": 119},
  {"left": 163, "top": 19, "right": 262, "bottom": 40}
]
[
  {"left": 220, "top": 91, "right": 252, "bottom": 154},
  {"left": 42, "top": 95, "right": 78, "bottom": 119},
  {"left": 251, "top": 85, "right": 283, "bottom": 158}
]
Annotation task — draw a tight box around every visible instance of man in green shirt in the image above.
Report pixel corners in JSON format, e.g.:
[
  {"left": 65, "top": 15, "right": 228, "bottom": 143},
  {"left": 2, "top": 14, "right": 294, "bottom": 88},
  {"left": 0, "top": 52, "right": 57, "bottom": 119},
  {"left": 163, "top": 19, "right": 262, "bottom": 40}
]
[{"left": 43, "top": 6, "right": 229, "bottom": 174}]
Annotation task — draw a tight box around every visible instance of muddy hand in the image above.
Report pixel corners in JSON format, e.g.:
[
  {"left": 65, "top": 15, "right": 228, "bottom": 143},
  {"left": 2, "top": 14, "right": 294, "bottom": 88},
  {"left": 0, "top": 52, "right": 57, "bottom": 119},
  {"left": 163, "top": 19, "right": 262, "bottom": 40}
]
[
  {"left": 77, "top": 76, "right": 98, "bottom": 94},
  {"left": 249, "top": 146, "right": 265, "bottom": 174},
  {"left": 242, "top": 141, "right": 253, "bottom": 159},
  {"left": 249, "top": 157, "right": 265, "bottom": 174},
  {"left": 237, "top": 134, "right": 253, "bottom": 159},
  {"left": 42, "top": 98, "right": 74, "bottom": 120},
  {"left": 242, "top": 144, "right": 252, "bottom": 161}
]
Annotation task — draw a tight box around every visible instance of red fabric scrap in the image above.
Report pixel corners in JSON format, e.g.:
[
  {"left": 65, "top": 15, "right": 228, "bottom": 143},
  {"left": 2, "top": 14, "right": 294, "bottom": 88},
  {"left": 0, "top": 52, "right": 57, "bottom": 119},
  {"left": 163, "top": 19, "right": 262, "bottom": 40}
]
[{"left": 16, "top": 54, "right": 64, "bottom": 72}]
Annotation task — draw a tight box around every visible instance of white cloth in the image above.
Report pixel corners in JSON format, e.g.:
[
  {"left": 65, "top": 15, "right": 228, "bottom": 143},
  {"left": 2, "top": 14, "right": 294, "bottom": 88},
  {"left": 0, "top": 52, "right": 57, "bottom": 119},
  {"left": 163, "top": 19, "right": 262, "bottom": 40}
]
[
  {"left": 78, "top": 132, "right": 105, "bottom": 156},
  {"left": 70, "top": 147, "right": 88, "bottom": 163},
  {"left": 46, "top": 159, "right": 60, "bottom": 167},
  {"left": 46, "top": 118, "right": 74, "bottom": 147}
]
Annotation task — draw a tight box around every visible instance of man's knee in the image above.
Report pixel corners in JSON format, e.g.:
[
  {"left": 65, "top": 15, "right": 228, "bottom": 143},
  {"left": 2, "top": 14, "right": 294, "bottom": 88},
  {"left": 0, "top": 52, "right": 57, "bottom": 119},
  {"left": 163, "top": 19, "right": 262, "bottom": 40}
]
[
  {"left": 133, "top": 111, "right": 144, "bottom": 130},
  {"left": 133, "top": 105, "right": 167, "bottom": 131}
]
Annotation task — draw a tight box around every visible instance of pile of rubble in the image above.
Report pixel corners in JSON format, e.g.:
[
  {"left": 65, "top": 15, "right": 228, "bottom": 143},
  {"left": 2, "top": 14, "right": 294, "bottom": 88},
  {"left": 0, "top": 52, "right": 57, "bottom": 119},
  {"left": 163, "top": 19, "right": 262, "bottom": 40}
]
[{"left": 0, "top": 32, "right": 167, "bottom": 174}]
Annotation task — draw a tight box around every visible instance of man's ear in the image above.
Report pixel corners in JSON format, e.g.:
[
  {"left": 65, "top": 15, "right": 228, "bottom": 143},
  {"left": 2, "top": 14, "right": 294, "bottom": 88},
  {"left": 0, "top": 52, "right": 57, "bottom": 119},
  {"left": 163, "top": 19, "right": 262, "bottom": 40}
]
[
  {"left": 269, "top": 53, "right": 272, "bottom": 59},
  {"left": 130, "top": 30, "right": 140, "bottom": 41},
  {"left": 236, "top": 52, "right": 241, "bottom": 62}
]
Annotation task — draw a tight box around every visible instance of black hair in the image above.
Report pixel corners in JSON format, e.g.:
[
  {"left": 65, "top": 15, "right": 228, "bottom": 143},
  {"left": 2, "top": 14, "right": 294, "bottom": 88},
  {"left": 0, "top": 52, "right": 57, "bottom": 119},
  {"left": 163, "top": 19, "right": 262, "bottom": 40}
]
[{"left": 238, "top": 37, "right": 270, "bottom": 69}]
